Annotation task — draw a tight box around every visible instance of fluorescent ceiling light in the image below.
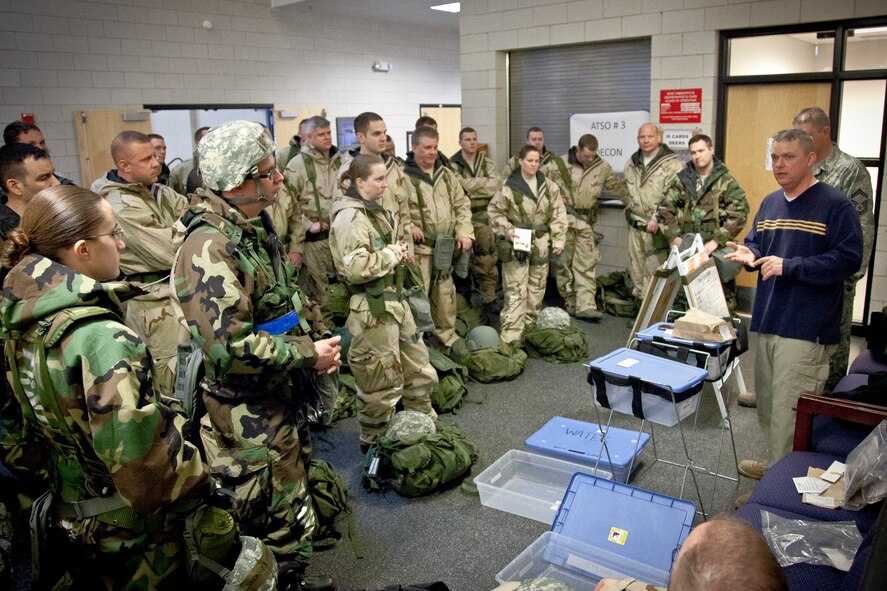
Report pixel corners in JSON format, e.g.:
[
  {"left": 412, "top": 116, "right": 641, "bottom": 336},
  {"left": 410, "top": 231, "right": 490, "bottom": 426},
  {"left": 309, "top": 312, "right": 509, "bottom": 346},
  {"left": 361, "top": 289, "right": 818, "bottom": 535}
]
[
  {"left": 430, "top": 3, "right": 460, "bottom": 13},
  {"left": 854, "top": 26, "right": 887, "bottom": 36}
]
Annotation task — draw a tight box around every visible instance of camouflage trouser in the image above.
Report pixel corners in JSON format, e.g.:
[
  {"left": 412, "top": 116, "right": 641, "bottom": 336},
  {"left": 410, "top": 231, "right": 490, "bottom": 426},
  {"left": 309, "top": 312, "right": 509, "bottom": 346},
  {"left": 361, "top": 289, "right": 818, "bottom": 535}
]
[
  {"left": 500, "top": 258, "right": 549, "bottom": 346},
  {"left": 826, "top": 280, "right": 857, "bottom": 390},
  {"left": 200, "top": 392, "right": 316, "bottom": 559},
  {"left": 417, "top": 251, "right": 459, "bottom": 347},
  {"left": 49, "top": 537, "right": 187, "bottom": 590},
  {"left": 346, "top": 301, "right": 438, "bottom": 442},
  {"left": 125, "top": 290, "right": 186, "bottom": 396},
  {"left": 303, "top": 238, "right": 337, "bottom": 326},
  {"left": 627, "top": 227, "right": 664, "bottom": 300},
  {"left": 553, "top": 223, "right": 601, "bottom": 314},
  {"left": 471, "top": 212, "right": 499, "bottom": 304}
]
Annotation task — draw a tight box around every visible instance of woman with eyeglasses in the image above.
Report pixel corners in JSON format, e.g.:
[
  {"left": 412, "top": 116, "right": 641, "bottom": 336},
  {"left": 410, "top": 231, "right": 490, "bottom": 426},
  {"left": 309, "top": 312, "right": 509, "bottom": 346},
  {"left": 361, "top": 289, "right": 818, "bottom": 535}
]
[{"left": 0, "top": 185, "right": 209, "bottom": 589}]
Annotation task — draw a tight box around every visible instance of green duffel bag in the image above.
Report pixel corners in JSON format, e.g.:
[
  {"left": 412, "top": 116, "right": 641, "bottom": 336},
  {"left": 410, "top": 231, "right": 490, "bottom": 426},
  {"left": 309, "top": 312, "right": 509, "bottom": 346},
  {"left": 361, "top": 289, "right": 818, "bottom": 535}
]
[
  {"left": 449, "top": 340, "right": 528, "bottom": 384},
  {"left": 332, "top": 373, "right": 357, "bottom": 422},
  {"left": 595, "top": 270, "right": 640, "bottom": 318},
  {"left": 427, "top": 348, "right": 468, "bottom": 414},
  {"left": 525, "top": 322, "right": 588, "bottom": 363},
  {"left": 308, "top": 458, "right": 358, "bottom": 554}
]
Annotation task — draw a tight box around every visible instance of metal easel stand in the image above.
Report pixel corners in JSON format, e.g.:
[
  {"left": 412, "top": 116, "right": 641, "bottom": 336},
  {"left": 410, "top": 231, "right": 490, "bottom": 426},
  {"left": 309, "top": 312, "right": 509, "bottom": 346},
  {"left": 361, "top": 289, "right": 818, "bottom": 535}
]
[{"left": 588, "top": 366, "right": 709, "bottom": 520}]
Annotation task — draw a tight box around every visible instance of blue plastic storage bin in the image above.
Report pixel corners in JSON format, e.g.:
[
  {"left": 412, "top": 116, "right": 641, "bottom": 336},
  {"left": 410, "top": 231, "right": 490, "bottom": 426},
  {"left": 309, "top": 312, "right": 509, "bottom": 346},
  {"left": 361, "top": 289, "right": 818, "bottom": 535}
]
[
  {"left": 525, "top": 416, "right": 649, "bottom": 483},
  {"left": 496, "top": 473, "right": 695, "bottom": 589},
  {"left": 635, "top": 322, "right": 733, "bottom": 380},
  {"left": 586, "top": 348, "right": 708, "bottom": 426}
]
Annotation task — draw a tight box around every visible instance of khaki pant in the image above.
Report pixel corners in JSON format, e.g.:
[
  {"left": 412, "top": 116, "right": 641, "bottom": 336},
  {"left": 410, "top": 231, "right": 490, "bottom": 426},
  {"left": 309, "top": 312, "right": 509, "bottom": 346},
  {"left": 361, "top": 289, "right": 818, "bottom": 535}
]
[
  {"left": 627, "top": 227, "right": 662, "bottom": 299},
  {"left": 553, "top": 224, "right": 601, "bottom": 314},
  {"left": 303, "top": 238, "right": 337, "bottom": 324},
  {"left": 500, "top": 259, "right": 548, "bottom": 345},
  {"left": 471, "top": 213, "right": 499, "bottom": 305},
  {"left": 346, "top": 303, "right": 438, "bottom": 442},
  {"left": 417, "top": 251, "right": 459, "bottom": 347},
  {"left": 755, "top": 334, "right": 834, "bottom": 466}
]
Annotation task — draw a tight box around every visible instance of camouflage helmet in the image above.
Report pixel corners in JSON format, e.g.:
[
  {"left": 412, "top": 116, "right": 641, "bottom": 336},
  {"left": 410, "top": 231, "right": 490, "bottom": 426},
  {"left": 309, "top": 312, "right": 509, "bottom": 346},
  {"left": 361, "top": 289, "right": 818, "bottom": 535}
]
[
  {"left": 198, "top": 120, "right": 276, "bottom": 192},
  {"left": 383, "top": 410, "right": 436, "bottom": 446},
  {"left": 537, "top": 307, "right": 571, "bottom": 329},
  {"left": 514, "top": 577, "right": 574, "bottom": 591},
  {"left": 466, "top": 325, "right": 500, "bottom": 351}
]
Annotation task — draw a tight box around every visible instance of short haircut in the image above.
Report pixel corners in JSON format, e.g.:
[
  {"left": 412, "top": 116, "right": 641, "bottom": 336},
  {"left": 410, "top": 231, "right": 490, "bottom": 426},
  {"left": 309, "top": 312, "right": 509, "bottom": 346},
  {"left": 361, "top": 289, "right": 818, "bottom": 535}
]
[
  {"left": 354, "top": 112, "right": 384, "bottom": 135},
  {"left": 0, "top": 143, "right": 50, "bottom": 186},
  {"left": 578, "top": 134, "right": 599, "bottom": 151},
  {"left": 518, "top": 144, "right": 540, "bottom": 160},
  {"left": 459, "top": 127, "right": 477, "bottom": 141},
  {"left": 526, "top": 126, "right": 543, "bottom": 137},
  {"left": 4, "top": 121, "right": 42, "bottom": 145},
  {"left": 772, "top": 128, "right": 814, "bottom": 154},
  {"left": 111, "top": 130, "right": 152, "bottom": 164},
  {"left": 147, "top": 133, "right": 165, "bottom": 141},
  {"left": 668, "top": 517, "right": 787, "bottom": 591},
  {"left": 412, "top": 126, "right": 438, "bottom": 146},
  {"left": 792, "top": 107, "right": 830, "bottom": 130},
  {"left": 305, "top": 116, "right": 331, "bottom": 134},
  {"left": 689, "top": 134, "right": 713, "bottom": 149},
  {"left": 194, "top": 126, "right": 210, "bottom": 143},
  {"left": 416, "top": 115, "right": 437, "bottom": 129}
]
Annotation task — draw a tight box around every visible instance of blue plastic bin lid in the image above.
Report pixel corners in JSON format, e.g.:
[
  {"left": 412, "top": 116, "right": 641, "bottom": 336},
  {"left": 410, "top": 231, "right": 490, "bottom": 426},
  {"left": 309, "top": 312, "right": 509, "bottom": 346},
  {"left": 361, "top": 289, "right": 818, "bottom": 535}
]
[
  {"left": 636, "top": 322, "right": 732, "bottom": 351},
  {"left": 525, "top": 416, "right": 649, "bottom": 470},
  {"left": 550, "top": 472, "right": 695, "bottom": 587},
  {"left": 587, "top": 348, "right": 708, "bottom": 393}
]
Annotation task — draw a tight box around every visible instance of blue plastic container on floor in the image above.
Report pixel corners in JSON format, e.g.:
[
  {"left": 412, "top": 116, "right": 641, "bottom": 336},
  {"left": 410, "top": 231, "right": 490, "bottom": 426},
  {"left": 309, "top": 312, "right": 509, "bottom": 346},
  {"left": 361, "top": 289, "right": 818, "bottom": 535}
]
[
  {"left": 495, "top": 472, "right": 695, "bottom": 589},
  {"left": 525, "top": 416, "right": 649, "bottom": 483}
]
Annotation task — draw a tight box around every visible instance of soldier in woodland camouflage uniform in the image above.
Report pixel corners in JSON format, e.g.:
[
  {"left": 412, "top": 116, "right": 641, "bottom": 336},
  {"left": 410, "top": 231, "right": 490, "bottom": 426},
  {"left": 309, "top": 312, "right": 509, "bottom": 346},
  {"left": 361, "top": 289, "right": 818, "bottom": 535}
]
[
  {"left": 172, "top": 120, "right": 340, "bottom": 587},
  {"left": 793, "top": 107, "right": 875, "bottom": 390},
  {"left": 551, "top": 134, "right": 630, "bottom": 320},
  {"left": 624, "top": 124, "right": 683, "bottom": 299},
  {"left": 658, "top": 134, "right": 748, "bottom": 312},
  {"left": 100, "top": 131, "right": 190, "bottom": 396},
  {"left": 448, "top": 127, "right": 504, "bottom": 315},
  {"left": 329, "top": 154, "right": 438, "bottom": 448},
  {"left": 0, "top": 186, "right": 209, "bottom": 590},
  {"left": 272, "top": 116, "right": 342, "bottom": 324}
]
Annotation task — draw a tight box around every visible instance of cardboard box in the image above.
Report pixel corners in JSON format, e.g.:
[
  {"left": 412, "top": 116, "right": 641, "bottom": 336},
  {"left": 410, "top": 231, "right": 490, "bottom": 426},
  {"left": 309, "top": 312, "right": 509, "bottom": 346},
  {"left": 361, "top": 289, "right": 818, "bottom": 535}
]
[{"left": 672, "top": 308, "right": 735, "bottom": 343}]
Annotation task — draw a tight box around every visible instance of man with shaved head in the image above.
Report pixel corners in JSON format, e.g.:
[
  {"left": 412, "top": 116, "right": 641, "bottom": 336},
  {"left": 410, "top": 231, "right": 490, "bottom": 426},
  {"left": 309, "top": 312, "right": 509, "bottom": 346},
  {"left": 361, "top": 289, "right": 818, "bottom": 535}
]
[
  {"left": 100, "top": 130, "right": 189, "bottom": 395},
  {"left": 624, "top": 123, "right": 682, "bottom": 298}
]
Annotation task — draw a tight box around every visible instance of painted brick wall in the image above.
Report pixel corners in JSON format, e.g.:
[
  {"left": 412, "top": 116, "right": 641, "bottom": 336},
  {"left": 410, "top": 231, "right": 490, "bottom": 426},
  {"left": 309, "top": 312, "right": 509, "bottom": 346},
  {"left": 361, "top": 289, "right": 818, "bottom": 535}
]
[
  {"left": 0, "top": 0, "right": 461, "bottom": 184},
  {"left": 460, "top": 0, "right": 886, "bottom": 315}
]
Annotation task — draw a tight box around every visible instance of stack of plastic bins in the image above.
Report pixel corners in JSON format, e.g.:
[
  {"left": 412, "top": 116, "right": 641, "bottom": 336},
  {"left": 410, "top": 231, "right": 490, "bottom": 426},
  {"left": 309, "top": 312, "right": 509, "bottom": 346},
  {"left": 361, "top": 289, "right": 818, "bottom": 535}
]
[
  {"left": 586, "top": 347, "right": 709, "bottom": 514},
  {"left": 496, "top": 472, "right": 695, "bottom": 590}
]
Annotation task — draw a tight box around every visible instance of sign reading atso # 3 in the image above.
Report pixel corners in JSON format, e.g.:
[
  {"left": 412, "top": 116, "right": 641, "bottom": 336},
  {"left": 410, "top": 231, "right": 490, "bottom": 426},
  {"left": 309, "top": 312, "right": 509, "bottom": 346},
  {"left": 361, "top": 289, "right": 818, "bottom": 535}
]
[{"left": 569, "top": 111, "right": 650, "bottom": 174}]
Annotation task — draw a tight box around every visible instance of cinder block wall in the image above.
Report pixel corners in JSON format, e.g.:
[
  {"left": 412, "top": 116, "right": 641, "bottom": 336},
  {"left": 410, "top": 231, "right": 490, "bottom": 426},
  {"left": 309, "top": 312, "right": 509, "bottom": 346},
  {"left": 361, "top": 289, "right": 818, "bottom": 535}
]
[
  {"left": 459, "top": 0, "right": 886, "bottom": 309},
  {"left": 0, "top": 0, "right": 460, "bottom": 184}
]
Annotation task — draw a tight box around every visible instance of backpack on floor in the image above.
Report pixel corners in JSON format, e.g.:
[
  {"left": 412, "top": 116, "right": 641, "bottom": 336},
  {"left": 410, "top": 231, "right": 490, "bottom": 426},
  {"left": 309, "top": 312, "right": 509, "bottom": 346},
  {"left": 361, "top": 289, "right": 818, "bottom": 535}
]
[
  {"left": 595, "top": 271, "right": 640, "bottom": 318},
  {"left": 525, "top": 321, "right": 588, "bottom": 363},
  {"left": 307, "top": 458, "right": 359, "bottom": 555},
  {"left": 449, "top": 339, "right": 527, "bottom": 383},
  {"left": 427, "top": 348, "right": 469, "bottom": 413}
]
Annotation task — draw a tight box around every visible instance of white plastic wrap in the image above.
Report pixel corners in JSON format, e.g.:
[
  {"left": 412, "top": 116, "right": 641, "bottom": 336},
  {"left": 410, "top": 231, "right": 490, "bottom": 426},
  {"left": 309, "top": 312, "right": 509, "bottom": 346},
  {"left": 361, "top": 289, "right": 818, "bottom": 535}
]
[
  {"left": 842, "top": 420, "right": 887, "bottom": 511},
  {"left": 761, "top": 510, "right": 862, "bottom": 572}
]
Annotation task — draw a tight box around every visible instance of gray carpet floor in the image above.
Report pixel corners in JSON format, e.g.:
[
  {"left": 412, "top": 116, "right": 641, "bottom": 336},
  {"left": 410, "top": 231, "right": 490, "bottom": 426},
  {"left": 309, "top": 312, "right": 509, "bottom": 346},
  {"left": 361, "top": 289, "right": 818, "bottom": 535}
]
[{"left": 308, "top": 311, "right": 769, "bottom": 591}]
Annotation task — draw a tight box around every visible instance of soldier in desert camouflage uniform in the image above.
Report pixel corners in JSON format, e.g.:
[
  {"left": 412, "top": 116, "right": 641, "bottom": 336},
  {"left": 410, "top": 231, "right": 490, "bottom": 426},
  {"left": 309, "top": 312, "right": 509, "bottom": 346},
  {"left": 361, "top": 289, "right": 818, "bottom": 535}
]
[
  {"left": 329, "top": 154, "right": 438, "bottom": 449},
  {"left": 172, "top": 120, "right": 340, "bottom": 589},
  {"left": 100, "top": 130, "right": 189, "bottom": 396},
  {"left": 0, "top": 186, "right": 209, "bottom": 590}
]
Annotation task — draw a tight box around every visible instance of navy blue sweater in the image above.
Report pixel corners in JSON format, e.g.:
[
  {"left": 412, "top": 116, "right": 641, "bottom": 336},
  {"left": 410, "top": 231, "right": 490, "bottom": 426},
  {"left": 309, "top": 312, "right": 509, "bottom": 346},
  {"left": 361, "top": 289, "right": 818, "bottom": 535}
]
[{"left": 745, "top": 182, "right": 862, "bottom": 344}]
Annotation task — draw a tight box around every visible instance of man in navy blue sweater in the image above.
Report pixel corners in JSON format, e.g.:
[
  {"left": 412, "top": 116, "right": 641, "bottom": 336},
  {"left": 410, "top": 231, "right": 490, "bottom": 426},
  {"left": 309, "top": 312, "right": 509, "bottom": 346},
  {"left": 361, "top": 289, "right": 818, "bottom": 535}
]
[{"left": 726, "top": 129, "right": 863, "bottom": 493}]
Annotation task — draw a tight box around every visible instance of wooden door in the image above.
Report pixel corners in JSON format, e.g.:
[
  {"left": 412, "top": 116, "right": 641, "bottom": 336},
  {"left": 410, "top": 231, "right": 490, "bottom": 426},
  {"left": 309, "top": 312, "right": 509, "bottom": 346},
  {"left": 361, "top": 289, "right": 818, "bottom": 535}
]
[
  {"left": 273, "top": 105, "right": 326, "bottom": 152},
  {"left": 723, "top": 83, "right": 831, "bottom": 288},
  {"left": 75, "top": 109, "right": 152, "bottom": 187},
  {"left": 421, "top": 105, "right": 462, "bottom": 160}
]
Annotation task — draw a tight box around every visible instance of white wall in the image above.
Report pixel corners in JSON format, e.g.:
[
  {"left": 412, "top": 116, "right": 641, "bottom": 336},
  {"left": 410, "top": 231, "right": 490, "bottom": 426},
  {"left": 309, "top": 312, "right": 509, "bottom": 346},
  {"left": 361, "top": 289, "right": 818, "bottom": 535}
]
[
  {"left": 0, "top": 0, "right": 461, "bottom": 183},
  {"left": 459, "top": 0, "right": 887, "bottom": 313}
]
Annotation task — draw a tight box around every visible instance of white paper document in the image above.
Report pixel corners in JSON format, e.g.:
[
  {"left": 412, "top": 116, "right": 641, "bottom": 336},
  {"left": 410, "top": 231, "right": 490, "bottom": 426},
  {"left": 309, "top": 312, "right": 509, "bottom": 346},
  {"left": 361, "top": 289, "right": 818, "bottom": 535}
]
[
  {"left": 793, "top": 476, "right": 831, "bottom": 495},
  {"left": 513, "top": 228, "right": 532, "bottom": 252},
  {"left": 821, "top": 461, "right": 846, "bottom": 483},
  {"left": 803, "top": 493, "right": 837, "bottom": 509}
]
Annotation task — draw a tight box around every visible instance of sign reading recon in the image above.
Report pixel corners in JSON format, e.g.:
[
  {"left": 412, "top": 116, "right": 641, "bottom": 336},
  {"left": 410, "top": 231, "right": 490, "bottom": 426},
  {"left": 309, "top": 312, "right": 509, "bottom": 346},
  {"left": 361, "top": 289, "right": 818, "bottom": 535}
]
[{"left": 569, "top": 111, "right": 650, "bottom": 173}]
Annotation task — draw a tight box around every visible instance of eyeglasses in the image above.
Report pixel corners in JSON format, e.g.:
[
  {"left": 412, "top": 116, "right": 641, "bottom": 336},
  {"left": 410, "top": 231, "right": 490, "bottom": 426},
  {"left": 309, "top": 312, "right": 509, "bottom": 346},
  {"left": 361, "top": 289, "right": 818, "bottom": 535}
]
[
  {"left": 85, "top": 226, "right": 124, "bottom": 241},
  {"left": 255, "top": 162, "right": 280, "bottom": 180}
]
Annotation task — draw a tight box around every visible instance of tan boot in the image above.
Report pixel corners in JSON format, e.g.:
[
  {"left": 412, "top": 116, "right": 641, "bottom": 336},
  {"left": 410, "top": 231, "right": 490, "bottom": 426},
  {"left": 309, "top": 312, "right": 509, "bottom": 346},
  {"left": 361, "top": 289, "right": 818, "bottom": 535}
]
[
  {"left": 737, "top": 391, "right": 757, "bottom": 408},
  {"left": 738, "top": 459, "right": 767, "bottom": 480},
  {"left": 735, "top": 491, "right": 752, "bottom": 509}
]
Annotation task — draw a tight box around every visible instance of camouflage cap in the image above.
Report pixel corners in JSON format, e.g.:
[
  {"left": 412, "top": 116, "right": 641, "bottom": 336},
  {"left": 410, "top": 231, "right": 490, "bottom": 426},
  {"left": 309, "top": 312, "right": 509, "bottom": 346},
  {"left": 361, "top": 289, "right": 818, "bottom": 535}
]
[
  {"left": 383, "top": 410, "right": 436, "bottom": 446},
  {"left": 537, "top": 307, "right": 571, "bottom": 329},
  {"left": 514, "top": 577, "right": 575, "bottom": 591},
  {"left": 198, "top": 120, "right": 276, "bottom": 192}
]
